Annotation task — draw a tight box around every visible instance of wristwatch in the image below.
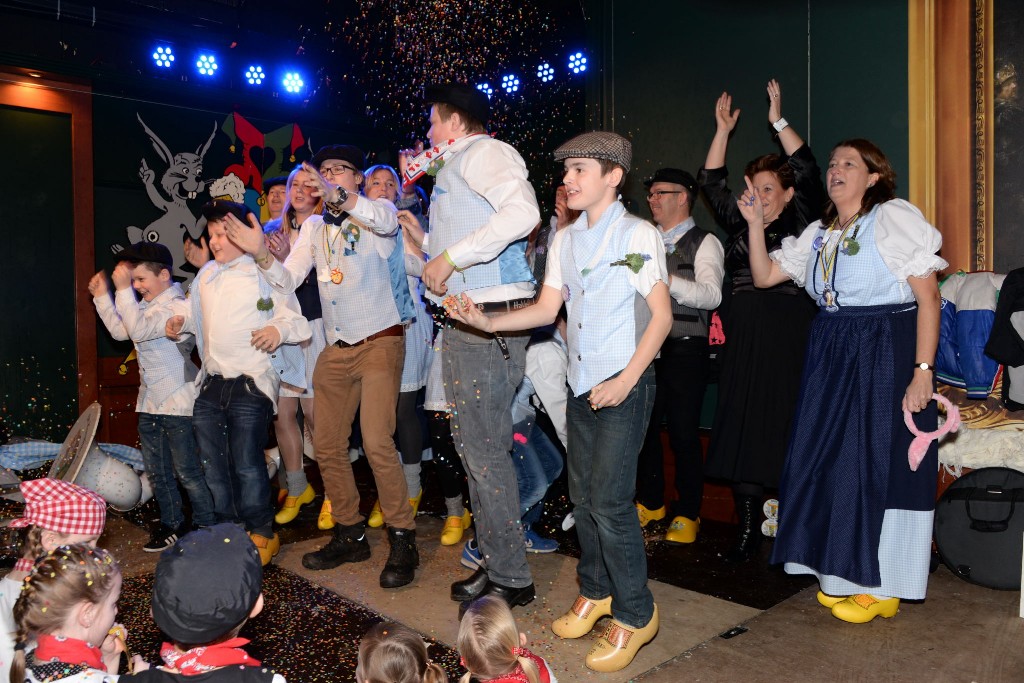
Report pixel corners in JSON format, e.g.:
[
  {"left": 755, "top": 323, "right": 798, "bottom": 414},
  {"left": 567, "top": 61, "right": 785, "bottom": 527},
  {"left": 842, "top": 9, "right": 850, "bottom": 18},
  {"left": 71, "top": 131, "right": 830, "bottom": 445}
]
[
  {"left": 772, "top": 117, "right": 789, "bottom": 133},
  {"left": 328, "top": 186, "right": 349, "bottom": 207},
  {"left": 914, "top": 362, "right": 934, "bottom": 371}
]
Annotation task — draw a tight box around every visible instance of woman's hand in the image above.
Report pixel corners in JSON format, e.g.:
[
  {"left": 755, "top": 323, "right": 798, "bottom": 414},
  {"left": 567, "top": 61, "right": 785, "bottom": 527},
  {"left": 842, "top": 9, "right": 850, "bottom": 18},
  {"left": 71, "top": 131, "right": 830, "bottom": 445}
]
[
  {"left": 588, "top": 375, "right": 635, "bottom": 411},
  {"left": 715, "top": 92, "right": 740, "bottom": 134},
  {"left": 398, "top": 210, "right": 425, "bottom": 250},
  {"left": 737, "top": 175, "right": 765, "bottom": 227},
  {"left": 184, "top": 236, "right": 211, "bottom": 269},
  {"left": 444, "top": 292, "right": 493, "bottom": 332},
  {"left": 767, "top": 78, "right": 783, "bottom": 123},
  {"left": 266, "top": 230, "right": 291, "bottom": 262},
  {"left": 903, "top": 372, "right": 933, "bottom": 413}
]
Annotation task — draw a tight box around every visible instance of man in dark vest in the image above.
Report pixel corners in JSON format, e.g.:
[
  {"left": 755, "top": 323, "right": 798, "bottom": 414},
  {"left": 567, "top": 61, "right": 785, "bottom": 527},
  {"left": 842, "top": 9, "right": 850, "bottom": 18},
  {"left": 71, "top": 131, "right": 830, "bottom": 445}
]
[{"left": 634, "top": 168, "right": 724, "bottom": 544}]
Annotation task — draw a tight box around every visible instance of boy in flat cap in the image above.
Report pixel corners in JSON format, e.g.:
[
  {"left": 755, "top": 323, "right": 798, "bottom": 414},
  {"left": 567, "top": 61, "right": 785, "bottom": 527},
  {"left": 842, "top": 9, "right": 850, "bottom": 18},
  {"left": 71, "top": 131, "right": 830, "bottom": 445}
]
[
  {"left": 403, "top": 82, "right": 541, "bottom": 612},
  {"left": 634, "top": 168, "right": 724, "bottom": 545},
  {"left": 89, "top": 242, "right": 216, "bottom": 552},
  {"left": 126, "top": 523, "right": 284, "bottom": 682},
  {"left": 446, "top": 131, "right": 670, "bottom": 672},
  {"left": 222, "top": 147, "right": 420, "bottom": 590},
  {"left": 167, "top": 201, "right": 311, "bottom": 567}
]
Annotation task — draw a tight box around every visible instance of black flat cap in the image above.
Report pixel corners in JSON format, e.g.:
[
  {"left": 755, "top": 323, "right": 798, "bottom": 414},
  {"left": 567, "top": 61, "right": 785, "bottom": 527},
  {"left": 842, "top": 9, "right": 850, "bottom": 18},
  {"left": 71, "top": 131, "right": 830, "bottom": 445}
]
[
  {"left": 424, "top": 83, "right": 490, "bottom": 126},
  {"left": 310, "top": 145, "right": 366, "bottom": 173},
  {"left": 115, "top": 241, "right": 173, "bottom": 268},
  {"left": 201, "top": 199, "right": 255, "bottom": 223},
  {"left": 644, "top": 168, "right": 697, "bottom": 194}
]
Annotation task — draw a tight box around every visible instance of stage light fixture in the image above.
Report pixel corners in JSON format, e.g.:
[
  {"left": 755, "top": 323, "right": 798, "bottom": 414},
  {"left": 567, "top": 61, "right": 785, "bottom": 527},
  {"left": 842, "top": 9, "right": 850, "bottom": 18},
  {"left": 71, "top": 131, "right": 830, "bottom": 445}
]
[
  {"left": 476, "top": 82, "right": 493, "bottom": 98},
  {"left": 283, "top": 72, "right": 305, "bottom": 94},
  {"left": 245, "top": 66, "right": 265, "bottom": 85},
  {"left": 196, "top": 54, "right": 218, "bottom": 76},
  {"left": 569, "top": 52, "right": 588, "bottom": 74},
  {"left": 501, "top": 74, "right": 520, "bottom": 94},
  {"left": 537, "top": 62, "right": 555, "bottom": 82},
  {"left": 152, "top": 46, "right": 174, "bottom": 68}
]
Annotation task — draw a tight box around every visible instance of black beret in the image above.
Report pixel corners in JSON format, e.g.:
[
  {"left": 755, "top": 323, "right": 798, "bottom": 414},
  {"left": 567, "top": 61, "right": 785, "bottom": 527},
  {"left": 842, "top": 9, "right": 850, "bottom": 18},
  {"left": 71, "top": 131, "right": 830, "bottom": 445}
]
[{"left": 423, "top": 83, "right": 490, "bottom": 127}]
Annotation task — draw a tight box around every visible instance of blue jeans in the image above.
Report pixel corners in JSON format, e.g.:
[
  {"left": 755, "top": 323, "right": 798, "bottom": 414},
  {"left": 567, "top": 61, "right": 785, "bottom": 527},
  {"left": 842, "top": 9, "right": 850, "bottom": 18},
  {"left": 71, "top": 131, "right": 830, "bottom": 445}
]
[
  {"left": 567, "top": 365, "right": 656, "bottom": 627},
  {"left": 512, "top": 417, "right": 563, "bottom": 527},
  {"left": 137, "top": 413, "right": 216, "bottom": 529},
  {"left": 444, "top": 321, "right": 531, "bottom": 588},
  {"left": 192, "top": 375, "right": 274, "bottom": 537}
]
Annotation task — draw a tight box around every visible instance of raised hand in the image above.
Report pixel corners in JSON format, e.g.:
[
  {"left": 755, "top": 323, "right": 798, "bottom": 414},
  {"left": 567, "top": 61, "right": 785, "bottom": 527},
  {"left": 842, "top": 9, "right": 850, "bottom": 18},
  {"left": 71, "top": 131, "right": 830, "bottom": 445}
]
[
  {"left": 737, "top": 175, "right": 765, "bottom": 227},
  {"left": 111, "top": 263, "right": 132, "bottom": 291},
  {"left": 300, "top": 161, "right": 338, "bottom": 202},
  {"left": 767, "top": 79, "right": 783, "bottom": 122},
  {"left": 223, "top": 212, "right": 266, "bottom": 256},
  {"left": 715, "top": 92, "right": 741, "bottom": 134},
  {"left": 88, "top": 271, "right": 109, "bottom": 297},
  {"left": 184, "top": 235, "right": 211, "bottom": 269},
  {"left": 398, "top": 141, "right": 424, "bottom": 179}
]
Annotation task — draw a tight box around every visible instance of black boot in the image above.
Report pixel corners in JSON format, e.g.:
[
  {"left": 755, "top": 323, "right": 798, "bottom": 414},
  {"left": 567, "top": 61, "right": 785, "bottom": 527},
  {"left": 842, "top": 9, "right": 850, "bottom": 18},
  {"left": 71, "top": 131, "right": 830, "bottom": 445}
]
[
  {"left": 380, "top": 527, "right": 419, "bottom": 588},
  {"left": 725, "top": 495, "right": 763, "bottom": 563},
  {"left": 302, "top": 522, "right": 371, "bottom": 570}
]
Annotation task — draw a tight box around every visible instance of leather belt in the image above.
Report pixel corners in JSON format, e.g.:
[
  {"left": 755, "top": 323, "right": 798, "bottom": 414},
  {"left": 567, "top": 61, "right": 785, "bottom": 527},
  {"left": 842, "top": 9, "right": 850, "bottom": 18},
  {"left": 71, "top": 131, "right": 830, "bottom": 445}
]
[
  {"left": 476, "top": 297, "right": 535, "bottom": 314},
  {"left": 333, "top": 324, "right": 403, "bottom": 348}
]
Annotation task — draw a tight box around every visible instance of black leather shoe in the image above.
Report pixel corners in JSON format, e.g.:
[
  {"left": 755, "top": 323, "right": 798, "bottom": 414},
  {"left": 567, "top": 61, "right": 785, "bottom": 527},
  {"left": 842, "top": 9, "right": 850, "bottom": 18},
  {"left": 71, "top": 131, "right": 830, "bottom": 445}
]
[
  {"left": 451, "top": 567, "right": 489, "bottom": 601},
  {"left": 302, "top": 523, "right": 371, "bottom": 570},
  {"left": 725, "top": 495, "right": 763, "bottom": 563},
  {"left": 459, "top": 581, "right": 536, "bottom": 619},
  {"left": 379, "top": 527, "right": 419, "bottom": 588}
]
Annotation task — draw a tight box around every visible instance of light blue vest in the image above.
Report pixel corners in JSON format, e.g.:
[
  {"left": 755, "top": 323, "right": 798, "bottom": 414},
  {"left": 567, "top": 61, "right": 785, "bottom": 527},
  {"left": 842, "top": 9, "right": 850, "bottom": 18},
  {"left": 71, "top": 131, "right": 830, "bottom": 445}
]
[
  {"left": 804, "top": 203, "right": 913, "bottom": 309},
  {"left": 562, "top": 203, "right": 653, "bottom": 396},
  {"left": 189, "top": 260, "right": 306, "bottom": 388},
  {"left": 311, "top": 218, "right": 414, "bottom": 342},
  {"left": 427, "top": 136, "right": 535, "bottom": 300}
]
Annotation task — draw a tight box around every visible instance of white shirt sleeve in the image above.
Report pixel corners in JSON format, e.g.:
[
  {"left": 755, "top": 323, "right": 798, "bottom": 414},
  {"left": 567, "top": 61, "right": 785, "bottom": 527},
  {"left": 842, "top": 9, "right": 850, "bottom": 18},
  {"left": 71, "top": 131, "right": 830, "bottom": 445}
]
[
  {"left": 114, "top": 289, "right": 189, "bottom": 342},
  {"left": 874, "top": 199, "right": 949, "bottom": 280},
  {"left": 542, "top": 226, "right": 568, "bottom": 293},
  {"left": 444, "top": 140, "right": 542, "bottom": 267},
  {"left": 772, "top": 222, "right": 822, "bottom": 286},
  {"left": 668, "top": 233, "right": 724, "bottom": 309},
  {"left": 349, "top": 195, "right": 399, "bottom": 237},
  {"left": 627, "top": 221, "right": 669, "bottom": 297},
  {"left": 92, "top": 293, "right": 130, "bottom": 341}
]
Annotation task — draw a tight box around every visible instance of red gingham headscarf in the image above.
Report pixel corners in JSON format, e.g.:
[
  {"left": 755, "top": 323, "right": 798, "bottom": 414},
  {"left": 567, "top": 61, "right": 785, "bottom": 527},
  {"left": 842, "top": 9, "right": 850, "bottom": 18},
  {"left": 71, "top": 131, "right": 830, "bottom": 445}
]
[{"left": 8, "top": 478, "right": 107, "bottom": 536}]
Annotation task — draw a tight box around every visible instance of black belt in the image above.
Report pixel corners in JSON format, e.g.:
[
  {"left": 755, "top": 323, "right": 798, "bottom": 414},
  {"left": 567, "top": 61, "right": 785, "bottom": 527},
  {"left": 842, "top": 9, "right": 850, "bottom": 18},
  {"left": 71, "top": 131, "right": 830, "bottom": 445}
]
[
  {"left": 475, "top": 297, "right": 535, "bottom": 314},
  {"left": 333, "top": 324, "right": 403, "bottom": 348}
]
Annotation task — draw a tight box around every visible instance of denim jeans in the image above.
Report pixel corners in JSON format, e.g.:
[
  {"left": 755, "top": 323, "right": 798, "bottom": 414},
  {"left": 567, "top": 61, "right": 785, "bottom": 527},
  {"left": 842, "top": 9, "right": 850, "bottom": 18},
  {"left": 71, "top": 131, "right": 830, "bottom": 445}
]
[
  {"left": 512, "top": 416, "right": 563, "bottom": 527},
  {"left": 567, "top": 365, "right": 656, "bottom": 628},
  {"left": 192, "top": 375, "right": 274, "bottom": 537},
  {"left": 444, "top": 320, "right": 532, "bottom": 588},
  {"left": 137, "top": 413, "right": 216, "bottom": 529}
]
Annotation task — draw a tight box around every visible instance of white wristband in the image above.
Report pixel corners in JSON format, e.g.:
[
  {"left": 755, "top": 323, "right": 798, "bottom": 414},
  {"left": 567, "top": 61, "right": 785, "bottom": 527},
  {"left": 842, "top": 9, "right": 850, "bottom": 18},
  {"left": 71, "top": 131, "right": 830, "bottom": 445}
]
[{"left": 772, "top": 117, "right": 789, "bottom": 133}]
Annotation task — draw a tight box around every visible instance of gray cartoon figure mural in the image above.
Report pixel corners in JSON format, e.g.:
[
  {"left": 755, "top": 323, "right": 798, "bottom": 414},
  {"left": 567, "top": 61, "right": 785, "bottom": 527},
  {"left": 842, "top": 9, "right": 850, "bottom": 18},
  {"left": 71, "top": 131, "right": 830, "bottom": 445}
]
[{"left": 117, "top": 114, "right": 217, "bottom": 284}]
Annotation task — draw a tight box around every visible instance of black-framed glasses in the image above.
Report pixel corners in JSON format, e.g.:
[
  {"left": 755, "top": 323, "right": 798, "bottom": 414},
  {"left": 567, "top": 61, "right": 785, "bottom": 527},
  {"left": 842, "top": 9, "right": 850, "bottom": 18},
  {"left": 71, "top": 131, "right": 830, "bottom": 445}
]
[
  {"left": 646, "top": 190, "right": 683, "bottom": 200},
  {"left": 320, "top": 164, "right": 359, "bottom": 177}
]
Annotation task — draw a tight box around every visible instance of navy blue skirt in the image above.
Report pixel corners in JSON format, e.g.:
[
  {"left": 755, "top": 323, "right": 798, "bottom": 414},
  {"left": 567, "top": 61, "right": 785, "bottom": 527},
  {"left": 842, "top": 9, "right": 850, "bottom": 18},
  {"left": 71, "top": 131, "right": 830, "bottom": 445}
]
[{"left": 770, "top": 303, "right": 938, "bottom": 587}]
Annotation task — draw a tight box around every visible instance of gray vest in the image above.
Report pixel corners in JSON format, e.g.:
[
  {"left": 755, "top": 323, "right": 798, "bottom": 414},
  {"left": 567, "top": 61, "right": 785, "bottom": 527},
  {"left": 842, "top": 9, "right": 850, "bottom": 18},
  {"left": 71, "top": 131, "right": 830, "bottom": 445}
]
[{"left": 666, "top": 227, "right": 711, "bottom": 340}]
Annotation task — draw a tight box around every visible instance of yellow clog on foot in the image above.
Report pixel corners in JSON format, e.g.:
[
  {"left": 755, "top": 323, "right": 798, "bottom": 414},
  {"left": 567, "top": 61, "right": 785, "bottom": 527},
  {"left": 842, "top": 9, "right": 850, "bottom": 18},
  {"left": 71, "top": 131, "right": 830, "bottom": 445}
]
[
  {"left": 552, "top": 594, "right": 612, "bottom": 639},
  {"left": 636, "top": 503, "right": 666, "bottom": 528},
  {"left": 816, "top": 590, "right": 848, "bottom": 609},
  {"left": 317, "top": 497, "right": 335, "bottom": 530},
  {"left": 664, "top": 516, "right": 699, "bottom": 544},
  {"left": 249, "top": 531, "right": 280, "bottom": 567},
  {"left": 367, "top": 500, "right": 384, "bottom": 528},
  {"left": 440, "top": 508, "right": 472, "bottom": 546},
  {"left": 274, "top": 484, "right": 315, "bottom": 525},
  {"left": 831, "top": 594, "right": 899, "bottom": 623},
  {"left": 585, "top": 604, "right": 659, "bottom": 672}
]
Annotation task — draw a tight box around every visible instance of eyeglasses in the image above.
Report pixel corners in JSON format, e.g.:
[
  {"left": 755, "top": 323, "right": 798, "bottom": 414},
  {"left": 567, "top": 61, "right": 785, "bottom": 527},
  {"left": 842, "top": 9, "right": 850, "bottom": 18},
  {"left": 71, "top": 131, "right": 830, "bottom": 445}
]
[
  {"left": 646, "top": 191, "right": 683, "bottom": 200},
  {"left": 320, "top": 164, "right": 359, "bottom": 177}
]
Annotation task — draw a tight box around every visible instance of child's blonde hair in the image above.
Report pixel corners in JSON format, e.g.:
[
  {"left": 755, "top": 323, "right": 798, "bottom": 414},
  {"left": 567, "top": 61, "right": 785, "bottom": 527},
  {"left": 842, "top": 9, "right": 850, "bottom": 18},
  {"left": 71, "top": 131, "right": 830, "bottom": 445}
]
[
  {"left": 457, "top": 596, "right": 539, "bottom": 683},
  {"left": 10, "top": 544, "right": 121, "bottom": 683},
  {"left": 356, "top": 622, "right": 448, "bottom": 683}
]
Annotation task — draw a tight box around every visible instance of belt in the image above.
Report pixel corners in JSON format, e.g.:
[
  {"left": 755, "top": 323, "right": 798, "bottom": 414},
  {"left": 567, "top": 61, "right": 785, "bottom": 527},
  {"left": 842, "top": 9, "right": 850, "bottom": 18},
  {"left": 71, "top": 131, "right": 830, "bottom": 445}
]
[
  {"left": 333, "top": 324, "right": 403, "bottom": 348},
  {"left": 475, "top": 297, "right": 535, "bottom": 314}
]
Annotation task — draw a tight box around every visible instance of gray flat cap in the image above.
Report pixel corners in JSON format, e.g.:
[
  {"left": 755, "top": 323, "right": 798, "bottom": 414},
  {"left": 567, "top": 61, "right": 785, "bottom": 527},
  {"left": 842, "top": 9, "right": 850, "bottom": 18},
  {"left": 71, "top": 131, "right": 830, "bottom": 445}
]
[{"left": 553, "top": 131, "right": 632, "bottom": 172}]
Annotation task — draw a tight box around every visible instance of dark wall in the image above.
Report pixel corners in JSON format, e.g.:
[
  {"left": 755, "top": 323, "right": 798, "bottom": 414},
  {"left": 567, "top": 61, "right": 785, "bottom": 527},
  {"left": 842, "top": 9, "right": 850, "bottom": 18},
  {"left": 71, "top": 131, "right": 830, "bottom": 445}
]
[{"left": 591, "top": 0, "right": 909, "bottom": 231}]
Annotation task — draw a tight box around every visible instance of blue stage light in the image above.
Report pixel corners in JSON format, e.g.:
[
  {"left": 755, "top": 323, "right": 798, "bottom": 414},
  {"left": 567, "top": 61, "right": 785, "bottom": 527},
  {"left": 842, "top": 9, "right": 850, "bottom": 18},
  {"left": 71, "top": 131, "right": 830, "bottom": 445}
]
[
  {"left": 152, "top": 46, "right": 174, "bottom": 68},
  {"left": 196, "top": 54, "right": 218, "bottom": 76},
  {"left": 501, "top": 74, "right": 520, "bottom": 94},
  {"left": 537, "top": 62, "right": 555, "bottom": 83},
  {"left": 283, "top": 72, "right": 305, "bottom": 94},
  {"left": 245, "top": 66, "right": 265, "bottom": 85},
  {"left": 569, "top": 52, "right": 588, "bottom": 74},
  {"left": 476, "top": 82, "right": 493, "bottom": 98}
]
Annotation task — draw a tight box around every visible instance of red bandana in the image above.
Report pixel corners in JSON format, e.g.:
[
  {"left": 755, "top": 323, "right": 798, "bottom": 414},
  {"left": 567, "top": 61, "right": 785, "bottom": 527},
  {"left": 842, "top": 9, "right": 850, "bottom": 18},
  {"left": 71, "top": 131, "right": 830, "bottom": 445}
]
[
  {"left": 14, "top": 557, "right": 34, "bottom": 573},
  {"left": 34, "top": 634, "right": 104, "bottom": 671},
  {"left": 482, "top": 647, "right": 551, "bottom": 683},
  {"left": 160, "top": 638, "right": 261, "bottom": 675}
]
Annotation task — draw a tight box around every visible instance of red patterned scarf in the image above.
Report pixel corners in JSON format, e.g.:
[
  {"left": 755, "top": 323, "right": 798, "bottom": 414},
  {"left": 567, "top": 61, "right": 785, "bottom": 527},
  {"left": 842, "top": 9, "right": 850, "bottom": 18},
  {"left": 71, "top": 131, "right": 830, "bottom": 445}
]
[{"left": 160, "top": 638, "right": 260, "bottom": 675}]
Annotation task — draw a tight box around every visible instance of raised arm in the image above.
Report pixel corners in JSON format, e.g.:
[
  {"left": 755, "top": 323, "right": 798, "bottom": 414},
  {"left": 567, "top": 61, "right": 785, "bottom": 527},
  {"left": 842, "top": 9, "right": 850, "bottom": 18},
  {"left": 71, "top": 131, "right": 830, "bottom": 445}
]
[
  {"left": 766, "top": 79, "right": 806, "bottom": 156},
  {"left": 704, "top": 92, "right": 740, "bottom": 171},
  {"left": 739, "top": 177, "right": 791, "bottom": 288}
]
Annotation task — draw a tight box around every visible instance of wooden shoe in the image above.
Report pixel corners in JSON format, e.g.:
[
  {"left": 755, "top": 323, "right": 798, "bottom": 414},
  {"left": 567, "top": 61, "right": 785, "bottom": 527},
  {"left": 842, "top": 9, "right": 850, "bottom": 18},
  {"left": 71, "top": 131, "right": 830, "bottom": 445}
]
[
  {"left": 409, "top": 489, "right": 423, "bottom": 516},
  {"left": 831, "top": 594, "right": 900, "bottom": 623},
  {"left": 585, "top": 604, "right": 659, "bottom": 672},
  {"left": 551, "top": 595, "right": 612, "bottom": 639},
  {"left": 274, "top": 484, "right": 315, "bottom": 525},
  {"left": 441, "top": 509, "right": 472, "bottom": 546},
  {"left": 664, "top": 516, "right": 699, "bottom": 544},
  {"left": 816, "top": 590, "right": 848, "bottom": 609},
  {"left": 249, "top": 532, "right": 280, "bottom": 567},
  {"left": 367, "top": 500, "right": 384, "bottom": 528},
  {"left": 318, "top": 497, "right": 335, "bottom": 530},
  {"left": 636, "top": 503, "right": 666, "bottom": 528}
]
